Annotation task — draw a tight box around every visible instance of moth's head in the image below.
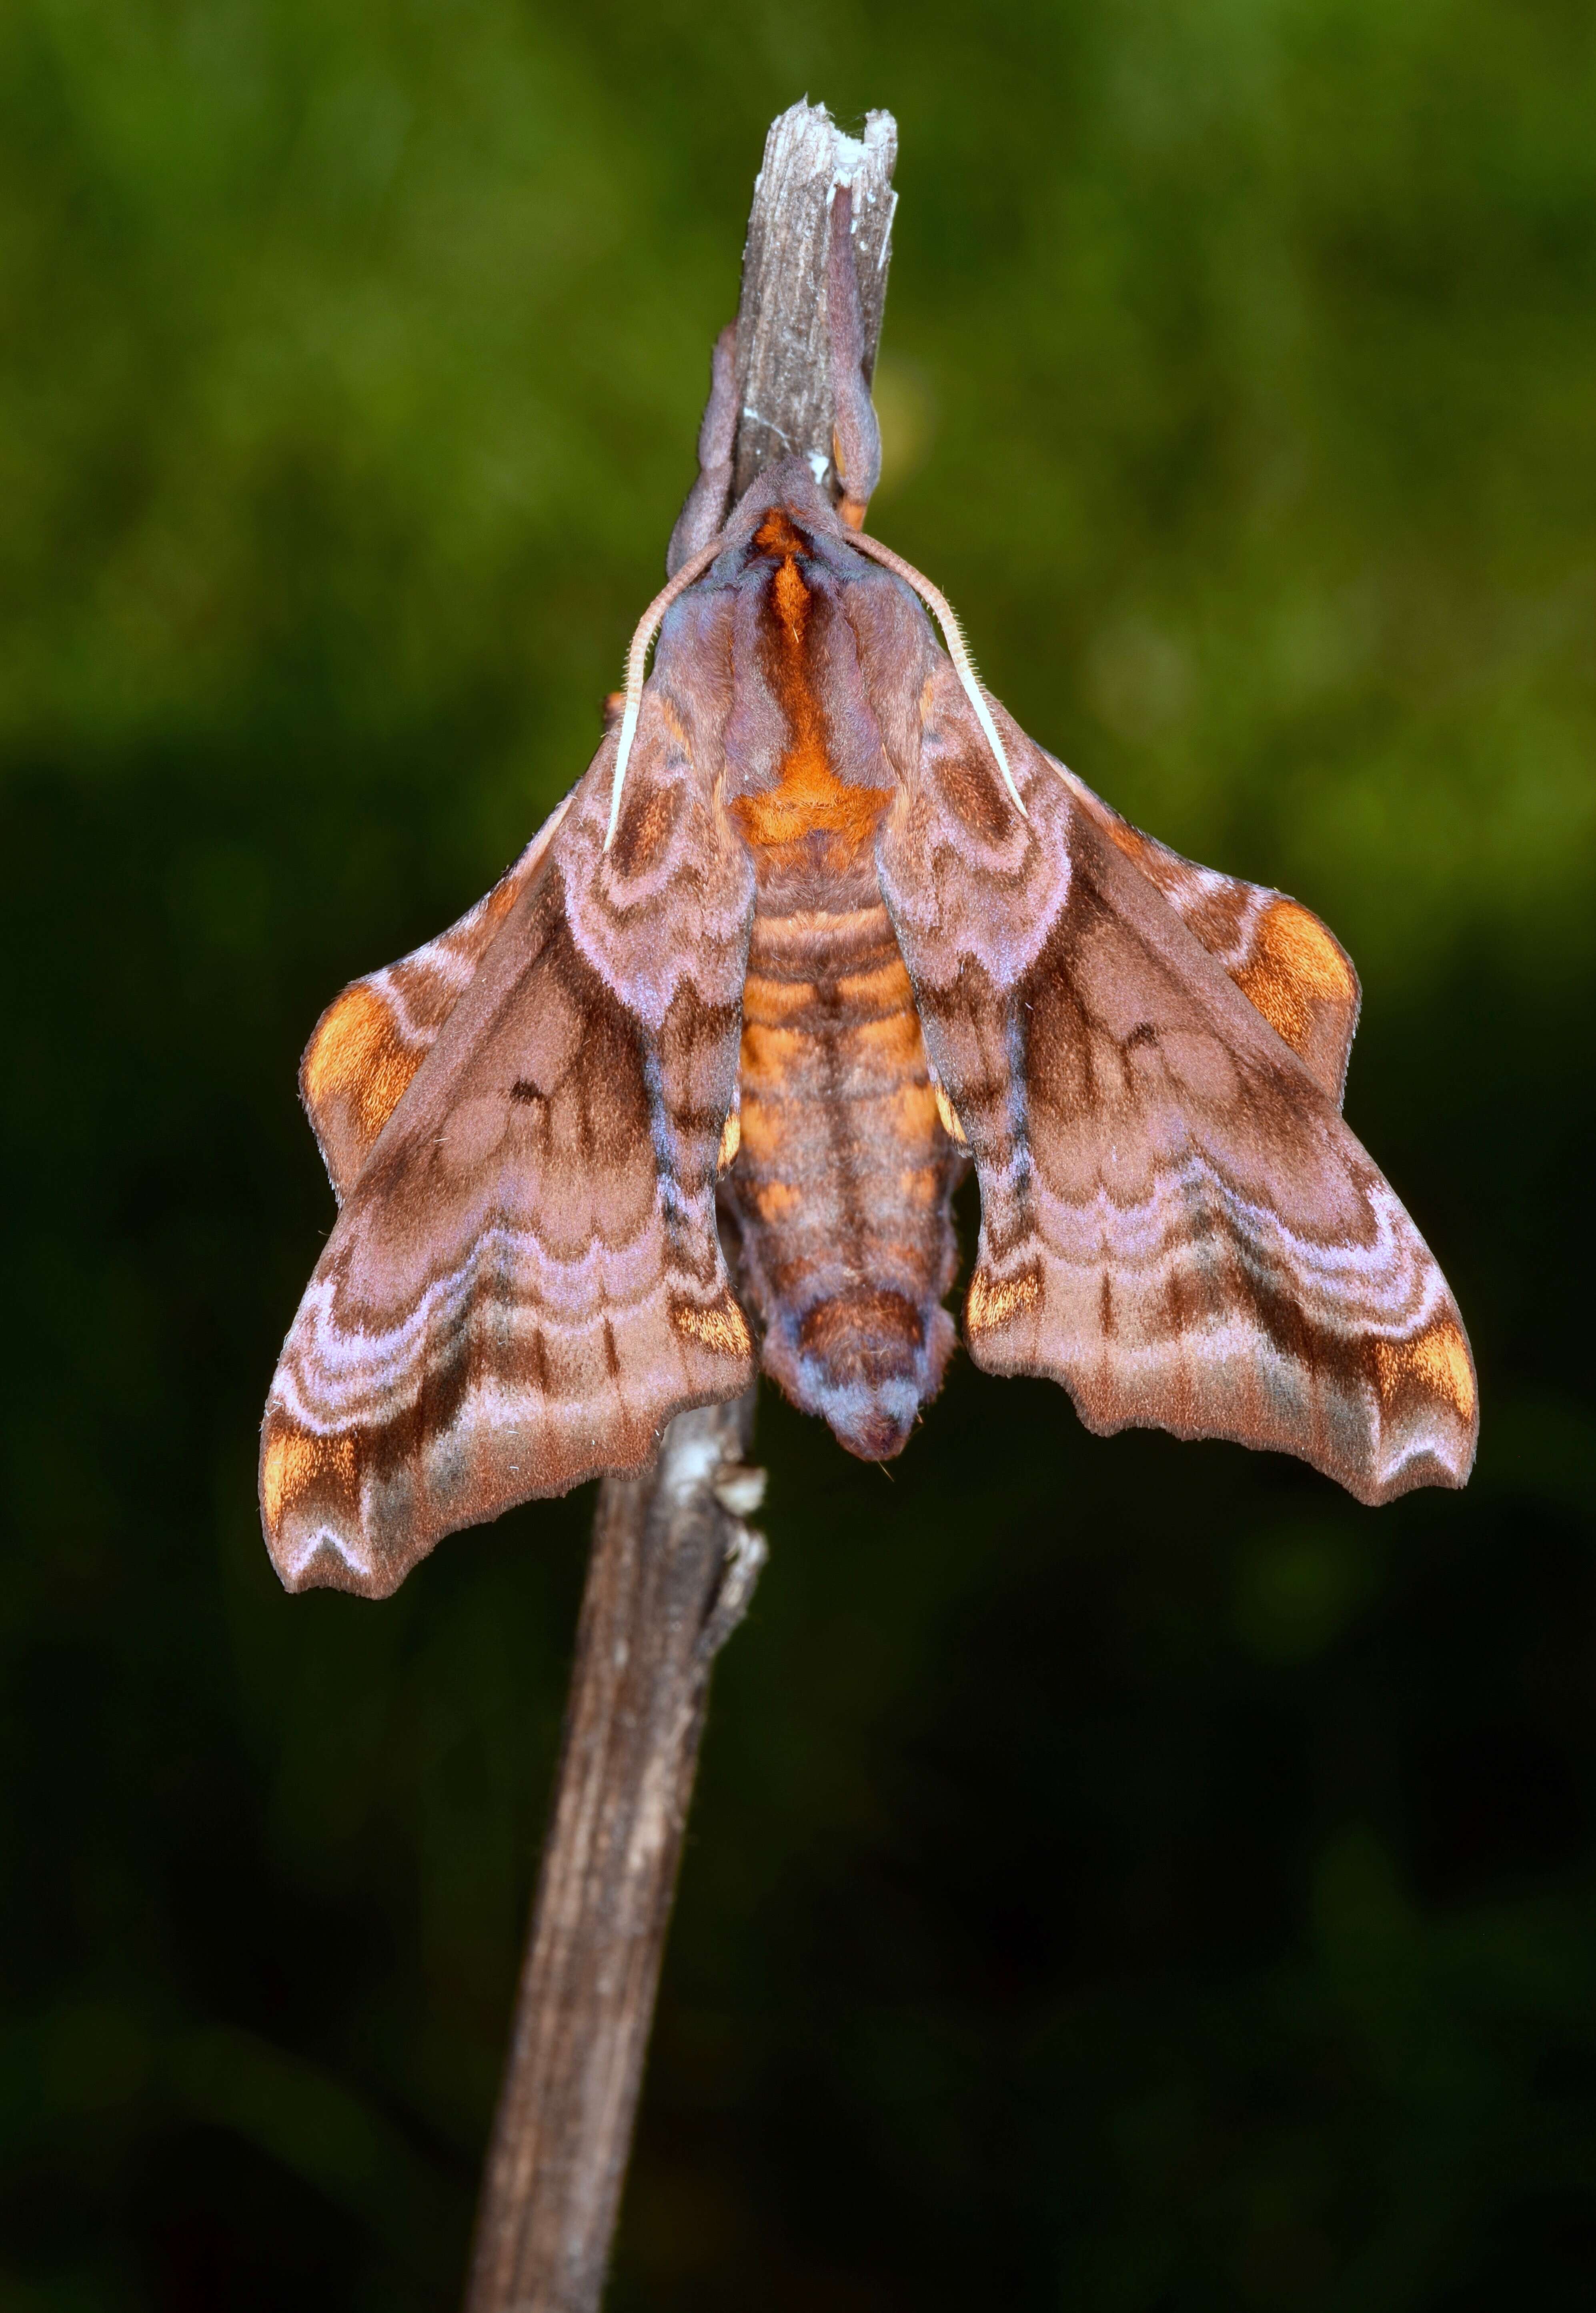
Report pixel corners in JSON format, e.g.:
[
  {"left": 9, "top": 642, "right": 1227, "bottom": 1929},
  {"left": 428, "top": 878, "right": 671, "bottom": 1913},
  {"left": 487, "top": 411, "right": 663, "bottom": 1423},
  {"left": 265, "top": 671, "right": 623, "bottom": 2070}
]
[{"left": 722, "top": 453, "right": 848, "bottom": 550}]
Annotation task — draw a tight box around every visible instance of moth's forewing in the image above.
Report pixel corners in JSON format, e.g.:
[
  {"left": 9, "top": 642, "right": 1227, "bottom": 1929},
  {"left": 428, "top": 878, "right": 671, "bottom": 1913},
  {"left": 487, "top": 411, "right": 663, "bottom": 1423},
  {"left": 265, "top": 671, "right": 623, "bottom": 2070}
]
[
  {"left": 300, "top": 792, "right": 573, "bottom": 1206},
  {"left": 1049, "top": 761, "right": 1361, "bottom": 1107},
  {"left": 260, "top": 701, "right": 755, "bottom": 1597},
  {"left": 877, "top": 669, "right": 1477, "bottom": 1504}
]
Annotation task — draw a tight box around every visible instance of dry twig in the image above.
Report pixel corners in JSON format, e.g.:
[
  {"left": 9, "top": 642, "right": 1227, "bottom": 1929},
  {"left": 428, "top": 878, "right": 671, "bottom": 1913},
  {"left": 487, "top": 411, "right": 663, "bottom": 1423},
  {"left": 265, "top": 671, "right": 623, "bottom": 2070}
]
[{"left": 463, "top": 99, "right": 898, "bottom": 2313}]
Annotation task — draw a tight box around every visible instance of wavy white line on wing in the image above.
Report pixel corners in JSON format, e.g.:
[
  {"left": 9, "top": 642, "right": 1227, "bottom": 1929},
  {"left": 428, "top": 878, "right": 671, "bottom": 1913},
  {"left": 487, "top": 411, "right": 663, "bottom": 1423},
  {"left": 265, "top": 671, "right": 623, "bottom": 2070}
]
[
  {"left": 1027, "top": 1159, "right": 1444, "bottom": 1326},
  {"left": 271, "top": 1215, "right": 723, "bottom": 1427}
]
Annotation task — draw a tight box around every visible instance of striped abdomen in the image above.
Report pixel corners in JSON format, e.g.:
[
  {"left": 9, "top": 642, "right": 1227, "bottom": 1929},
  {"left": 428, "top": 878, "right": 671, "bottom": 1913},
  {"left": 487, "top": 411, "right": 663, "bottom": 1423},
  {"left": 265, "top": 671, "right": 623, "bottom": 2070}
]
[{"left": 725, "top": 899, "right": 961, "bottom": 1458}]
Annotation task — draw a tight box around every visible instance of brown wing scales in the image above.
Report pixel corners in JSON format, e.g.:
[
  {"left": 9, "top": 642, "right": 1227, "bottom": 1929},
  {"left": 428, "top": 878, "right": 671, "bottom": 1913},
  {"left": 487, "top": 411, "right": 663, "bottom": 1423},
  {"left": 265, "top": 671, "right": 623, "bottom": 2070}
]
[
  {"left": 1049, "top": 759, "right": 1361, "bottom": 1105},
  {"left": 300, "top": 791, "right": 572, "bottom": 1203},
  {"left": 879, "top": 673, "right": 1477, "bottom": 1506},
  {"left": 261, "top": 707, "right": 754, "bottom": 1596}
]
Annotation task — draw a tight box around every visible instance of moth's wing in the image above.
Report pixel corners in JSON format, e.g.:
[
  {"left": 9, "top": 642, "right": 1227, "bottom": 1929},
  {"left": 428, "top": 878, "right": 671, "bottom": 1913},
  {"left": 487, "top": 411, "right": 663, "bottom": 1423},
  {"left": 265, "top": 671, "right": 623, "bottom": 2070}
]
[
  {"left": 300, "top": 791, "right": 574, "bottom": 1204},
  {"left": 1047, "top": 759, "right": 1360, "bottom": 1107},
  {"left": 261, "top": 702, "right": 755, "bottom": 1597},
  {"left": 877, "top": 667, "right": 1477, "bottom": 1505}
]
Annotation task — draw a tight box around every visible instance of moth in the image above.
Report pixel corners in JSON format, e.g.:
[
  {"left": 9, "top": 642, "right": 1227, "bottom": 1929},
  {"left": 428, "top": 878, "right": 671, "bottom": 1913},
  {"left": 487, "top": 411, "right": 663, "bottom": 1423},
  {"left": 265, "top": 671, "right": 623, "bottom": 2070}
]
[{"left": 261, "top": 221, "right": 1477, "bottom": 1600}]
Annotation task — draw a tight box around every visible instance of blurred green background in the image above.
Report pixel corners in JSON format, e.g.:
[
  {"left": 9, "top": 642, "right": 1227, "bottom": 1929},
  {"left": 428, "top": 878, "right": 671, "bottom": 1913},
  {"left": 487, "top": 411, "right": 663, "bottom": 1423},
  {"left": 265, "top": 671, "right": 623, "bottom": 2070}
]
[{"left": 4, "top": 0, "right": 1595, "bottom": 2305}]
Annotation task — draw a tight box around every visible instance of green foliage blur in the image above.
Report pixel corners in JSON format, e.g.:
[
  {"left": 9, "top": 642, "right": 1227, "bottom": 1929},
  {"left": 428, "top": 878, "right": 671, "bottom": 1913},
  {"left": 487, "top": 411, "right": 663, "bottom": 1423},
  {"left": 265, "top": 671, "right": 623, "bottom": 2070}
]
[{"left": 4, "top": 0, "right": 1594, "bottom": 2305}]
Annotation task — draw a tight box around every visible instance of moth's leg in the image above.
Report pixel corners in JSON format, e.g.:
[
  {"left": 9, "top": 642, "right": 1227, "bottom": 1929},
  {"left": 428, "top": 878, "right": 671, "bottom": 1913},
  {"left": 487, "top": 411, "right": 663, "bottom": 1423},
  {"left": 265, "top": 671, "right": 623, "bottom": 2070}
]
[
  {"left": 666, "top": 322, "right": 738, "bottom": 574},
  {"left": 827, "top": 184, "right": 882, "bottom": 531}
]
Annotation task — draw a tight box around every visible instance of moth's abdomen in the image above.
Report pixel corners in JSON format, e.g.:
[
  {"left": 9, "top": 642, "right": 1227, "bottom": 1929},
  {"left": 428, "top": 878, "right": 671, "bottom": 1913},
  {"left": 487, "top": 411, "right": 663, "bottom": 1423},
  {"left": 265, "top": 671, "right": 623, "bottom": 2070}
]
[{"left": 726, "top": 901, "right": 961, "bottom": 1460}]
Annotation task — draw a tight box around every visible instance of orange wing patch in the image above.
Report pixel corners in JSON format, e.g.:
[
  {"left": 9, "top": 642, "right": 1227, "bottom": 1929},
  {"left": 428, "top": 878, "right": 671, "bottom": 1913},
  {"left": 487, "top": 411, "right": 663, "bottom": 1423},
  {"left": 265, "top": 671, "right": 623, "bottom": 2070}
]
[
  {"left": 967, "top": 1261, "right": 1043, "bottom": 1338},
  {"left": 298, "top": 791, "right": 574, "bottom": 1207},
  {"left": 1234, "top": 899, "right": 1359, "bottom": 1093},
  {"left": 261, "top": 1422, "right": 358, "bottom": 1540},
  {"left": 301, "top": 984, "right": 424, "bottom": 1192},
  {"left": 933, "top": 1081, "right": 968, "bottom": 1145},
  {"left": 1373, "top": 1316, "right": 1477, "bottom": 1426},
  {"left": 1046, "top": 761, "right": 1362, "bottom": 1106},
  {"left": 669, "top": 1293, "right": 754, "bottom": 1360},
  {"left": 1104, "top": 819, "right": 1156, "bottom": 873}
]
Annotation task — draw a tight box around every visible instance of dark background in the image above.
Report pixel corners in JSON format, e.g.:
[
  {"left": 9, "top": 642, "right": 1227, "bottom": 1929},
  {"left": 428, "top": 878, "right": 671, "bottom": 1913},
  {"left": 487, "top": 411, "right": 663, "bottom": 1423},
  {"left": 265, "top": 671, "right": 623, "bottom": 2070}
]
[{"left": 4, "top": 2, "right": 1595, "bottom": 2306}]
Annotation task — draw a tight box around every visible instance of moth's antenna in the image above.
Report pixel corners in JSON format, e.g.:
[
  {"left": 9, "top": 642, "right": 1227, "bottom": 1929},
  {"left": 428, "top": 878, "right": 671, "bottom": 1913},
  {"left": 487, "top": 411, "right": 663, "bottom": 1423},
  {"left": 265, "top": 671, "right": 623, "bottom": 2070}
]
[
  {"left": 606, "top": 531, "right": 730, "bottom": 850},
  {"left": 848, "top": 531, "right": 1026, "bottom": 819}
]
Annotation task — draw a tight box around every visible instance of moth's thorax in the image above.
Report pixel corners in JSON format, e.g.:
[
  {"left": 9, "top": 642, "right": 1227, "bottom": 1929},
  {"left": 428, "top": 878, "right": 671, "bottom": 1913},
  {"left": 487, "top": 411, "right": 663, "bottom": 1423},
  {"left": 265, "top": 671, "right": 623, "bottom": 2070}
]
[{"left": 721, "top": 505, "right": 895, "bottom": 907}]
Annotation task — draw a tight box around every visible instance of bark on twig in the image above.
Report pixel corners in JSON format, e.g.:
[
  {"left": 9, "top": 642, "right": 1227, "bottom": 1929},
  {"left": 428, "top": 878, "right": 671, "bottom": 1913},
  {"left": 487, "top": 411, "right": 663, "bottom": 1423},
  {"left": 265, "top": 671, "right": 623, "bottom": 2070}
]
[
  {"left": 732, "top": 102, "right": 897, "bottom": 499},
  {"left": 463, "top": 99, "right": 897, "bottom": 2313},
  {"left": 464, "top": 1397, "right": 764, "bottom": 2313}
]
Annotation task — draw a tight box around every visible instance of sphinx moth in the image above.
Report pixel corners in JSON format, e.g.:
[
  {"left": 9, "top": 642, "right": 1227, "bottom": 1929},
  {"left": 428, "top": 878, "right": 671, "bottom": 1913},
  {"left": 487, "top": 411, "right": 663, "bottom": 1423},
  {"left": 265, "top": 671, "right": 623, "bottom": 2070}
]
[{"left": 261, "top": 246, "right": 1476, "bottom": 1600}]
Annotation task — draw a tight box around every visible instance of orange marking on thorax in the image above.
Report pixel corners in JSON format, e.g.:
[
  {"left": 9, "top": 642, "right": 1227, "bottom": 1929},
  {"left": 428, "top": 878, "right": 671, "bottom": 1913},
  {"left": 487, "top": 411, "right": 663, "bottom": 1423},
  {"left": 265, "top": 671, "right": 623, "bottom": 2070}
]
[{"left": 729, "top": 510, "right": 893, "bottom": 865}]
